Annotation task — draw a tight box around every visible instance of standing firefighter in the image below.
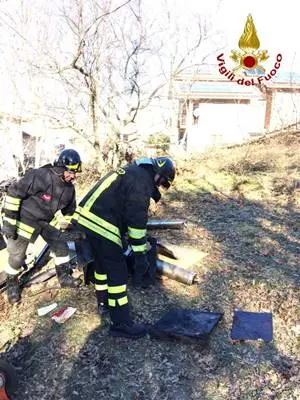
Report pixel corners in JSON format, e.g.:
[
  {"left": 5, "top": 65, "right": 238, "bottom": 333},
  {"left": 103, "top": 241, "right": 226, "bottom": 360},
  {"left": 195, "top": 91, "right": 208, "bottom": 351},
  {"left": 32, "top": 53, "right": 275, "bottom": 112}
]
[
  {"left": 73, "top": 157, "right": 176, "bottom": 339},
  {"left": 1, "top": 149, "right": 85, "bottom": 304}
]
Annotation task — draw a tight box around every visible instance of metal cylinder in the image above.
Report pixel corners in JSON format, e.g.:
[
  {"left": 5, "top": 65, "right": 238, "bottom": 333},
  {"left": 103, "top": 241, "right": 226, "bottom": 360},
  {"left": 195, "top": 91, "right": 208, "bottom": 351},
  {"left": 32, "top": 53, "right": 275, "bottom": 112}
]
[
  {"left": 147, "top": 220, "right": 185, "bottom": 230},
  {"left": 156, "top": 259, "right": 197, "bottom": 285}
]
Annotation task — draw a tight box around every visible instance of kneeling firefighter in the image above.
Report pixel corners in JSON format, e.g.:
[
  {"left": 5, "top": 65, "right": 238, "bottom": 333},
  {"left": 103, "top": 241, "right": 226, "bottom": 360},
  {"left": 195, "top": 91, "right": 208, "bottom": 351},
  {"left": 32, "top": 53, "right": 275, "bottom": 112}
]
[
  {"left": 1, "top": 149, "right": 86, "bottom": 304},
  {"left": 72, "top": 156, "right": 176, "bottom": 339}
]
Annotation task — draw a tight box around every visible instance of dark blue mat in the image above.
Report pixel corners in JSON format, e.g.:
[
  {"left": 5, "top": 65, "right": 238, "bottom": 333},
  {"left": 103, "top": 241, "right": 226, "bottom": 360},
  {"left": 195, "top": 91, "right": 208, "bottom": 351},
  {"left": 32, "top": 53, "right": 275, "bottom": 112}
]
[{"left": 230, "top": 310, "right": 273, "bottom": 341}]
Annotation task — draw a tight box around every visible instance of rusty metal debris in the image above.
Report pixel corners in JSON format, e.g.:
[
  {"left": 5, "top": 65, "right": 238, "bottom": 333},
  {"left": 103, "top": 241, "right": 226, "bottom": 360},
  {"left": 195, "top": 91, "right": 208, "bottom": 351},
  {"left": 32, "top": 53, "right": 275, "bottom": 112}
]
[
  {"left": 156, "top": 240, "right": 178, "bottom": 259},
  {"left": 26, "top": 269, "right": 57, "bottom": 285}
]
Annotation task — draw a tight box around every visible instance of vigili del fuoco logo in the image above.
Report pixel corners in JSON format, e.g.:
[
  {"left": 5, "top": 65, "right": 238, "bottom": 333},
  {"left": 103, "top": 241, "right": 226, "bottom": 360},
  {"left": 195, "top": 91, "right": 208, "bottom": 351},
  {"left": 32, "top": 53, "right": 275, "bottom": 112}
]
[{"left": 216, "top": 14, "right": 282, "bottom": 85}]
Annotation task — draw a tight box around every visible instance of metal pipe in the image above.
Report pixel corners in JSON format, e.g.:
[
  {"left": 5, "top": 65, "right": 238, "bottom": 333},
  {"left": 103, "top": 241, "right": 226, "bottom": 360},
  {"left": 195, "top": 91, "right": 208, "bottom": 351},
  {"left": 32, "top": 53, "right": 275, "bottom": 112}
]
[
  {"left": 147, "top": 220, "right": 185, "bottom": 230},
  {"left": 33, "top": 243, "right": 50, "bottom": 267},
  {"left": 0, "top": 244, "right": 51, "bottom": 292},
  {"left": 156, "top": 259, "right": 197, "bottom": 285}
]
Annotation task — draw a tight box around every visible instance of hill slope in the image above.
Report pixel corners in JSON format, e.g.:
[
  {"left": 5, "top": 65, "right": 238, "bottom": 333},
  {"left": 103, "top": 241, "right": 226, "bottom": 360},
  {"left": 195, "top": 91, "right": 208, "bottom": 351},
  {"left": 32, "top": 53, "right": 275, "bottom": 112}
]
[{"left": 0, "top": 132, "right": 299, "bottom": 400}]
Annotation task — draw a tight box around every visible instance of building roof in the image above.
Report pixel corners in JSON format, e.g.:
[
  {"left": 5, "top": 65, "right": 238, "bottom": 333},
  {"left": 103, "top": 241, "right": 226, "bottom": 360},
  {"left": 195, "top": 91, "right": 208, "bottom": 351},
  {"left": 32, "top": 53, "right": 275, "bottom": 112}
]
[
  {"left": 271, "top": 71, "right": 300, "bottom": 84},
  {"left": 174, "top": 70, "right": 300, "bottom": 99},
  {"left": 174, "top": 80, "right": 264, "bottom": 100},
  {"left": 194, "top": 66, "right": 300, "bottom": 84}
]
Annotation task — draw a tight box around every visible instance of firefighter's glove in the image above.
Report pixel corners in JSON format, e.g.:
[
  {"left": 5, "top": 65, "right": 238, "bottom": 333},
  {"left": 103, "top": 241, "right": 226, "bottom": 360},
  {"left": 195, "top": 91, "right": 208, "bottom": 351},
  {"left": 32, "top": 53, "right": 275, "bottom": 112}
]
[
  {"left": 59, "top": 228, "right": 86, "bottom": 242},
  {"left": 132, "top": 252, "right": 152, "bottom": 289},
  {"left": 2, "top": 220, "right": 18, "bottom": 240}
]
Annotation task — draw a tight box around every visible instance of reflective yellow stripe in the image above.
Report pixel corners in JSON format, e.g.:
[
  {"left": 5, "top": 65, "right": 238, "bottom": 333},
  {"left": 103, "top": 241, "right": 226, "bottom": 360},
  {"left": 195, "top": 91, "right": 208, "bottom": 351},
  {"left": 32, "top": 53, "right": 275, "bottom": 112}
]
[
  {"left": 17, "top": 221, "right": 34, "bottom": 233},
  {"left": 117, "top": 296, "right": 128, "bottom": 306},
  {"left": 128, "top": 226, "right": 147, "bottom": 239},
  {"left": 4, "top": 203, "right": 19, "bottom": 211},
  {"left": 95, "top": 284, "right": 108, "bottom": 291},
  {"left": 4, "top": 217, "right": 34, "bottom": 233},
  {"left": 3, "top": 217, "right": 16, "bottom": 225},
  {"left": 64, "top": 215, "right": 73, "bottom": 223},
  {"left": 94, "top": 272, "right": 107, "bottom": 280},
  {"left": 17, "top": 229, "right": 31, "bottom": 239},
  {"left": 5, "top": 196, "right": 21, "bottom": 205},
  {"left": 157, "top": 160, "right": 166, "bottom": 168},
  {"left": 4, "top": 217, "right": 34, "bottom": 239},
  {"left": 131, "top": 244, "right": 147, "bottom": 252},
  {"left": 108, "top": 285, "right": 126, "bottom": 294},
  {"left": 77, "top": 207, "right": 120, "bottom": 237},
  {"left": 68, "top": 163, "right": 79, "bottom": 170},
  {"left": 72, "top": 213, "right": 79, "bottom": 221},
  {"left": 108, "top": 299, "right": 116, "bottom": 307},
  {"left": 50, "top": 217, "right": 60, "bottom": 227},
  {"left": 77, "top": 215, "right": 122, "bottom": 247},
  {"left": 84, "top": 173, "right": 118, "bottom": 211}
]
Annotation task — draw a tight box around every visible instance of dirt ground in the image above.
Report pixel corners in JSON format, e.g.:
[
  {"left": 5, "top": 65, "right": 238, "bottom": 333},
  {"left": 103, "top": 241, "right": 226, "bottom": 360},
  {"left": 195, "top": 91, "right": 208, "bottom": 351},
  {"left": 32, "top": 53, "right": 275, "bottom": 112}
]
[{"left": 0, "top": 132, "right": 299, "bottom": 400}]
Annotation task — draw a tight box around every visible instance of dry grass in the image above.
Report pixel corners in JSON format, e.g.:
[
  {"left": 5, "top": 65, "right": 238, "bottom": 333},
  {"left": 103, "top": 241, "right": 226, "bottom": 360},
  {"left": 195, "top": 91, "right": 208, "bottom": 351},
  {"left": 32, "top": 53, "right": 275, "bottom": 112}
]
[{"left": 0, "top": 131, "right": 299, "bottom": 400}]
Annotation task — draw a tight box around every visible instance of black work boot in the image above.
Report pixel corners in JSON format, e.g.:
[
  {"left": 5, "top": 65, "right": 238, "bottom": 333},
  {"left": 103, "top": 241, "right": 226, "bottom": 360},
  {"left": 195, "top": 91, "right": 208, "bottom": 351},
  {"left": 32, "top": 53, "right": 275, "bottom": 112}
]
[
  {"left": 6, "top": 274, "right": 21, "bottom": 304},
  {"left": 132, "top": 273, "right": 154, "bottom": 289},
  {"left": 109, "top": 321, "right": 147, "bottom": 339},
  {"left": 55, "top": 263, "right": 82, "bottom": 288}
]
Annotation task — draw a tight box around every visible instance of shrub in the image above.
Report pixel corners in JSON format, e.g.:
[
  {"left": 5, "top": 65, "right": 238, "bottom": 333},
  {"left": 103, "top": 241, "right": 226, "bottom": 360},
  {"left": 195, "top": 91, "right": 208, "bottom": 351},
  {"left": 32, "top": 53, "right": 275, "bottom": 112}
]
[{"left": 147, "top": 133, "right": 171, "bottom": 151}]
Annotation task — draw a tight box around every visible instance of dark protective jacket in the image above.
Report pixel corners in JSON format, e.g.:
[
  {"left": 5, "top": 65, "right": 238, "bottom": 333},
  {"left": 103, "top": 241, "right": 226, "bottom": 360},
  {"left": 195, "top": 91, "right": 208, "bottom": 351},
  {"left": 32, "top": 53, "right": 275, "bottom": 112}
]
[
  {"left": 2, "top": 165, "right": 76, "bottom": 241},
  {"left": 73, "top": 164, "right": 159, "bottom": 253}
]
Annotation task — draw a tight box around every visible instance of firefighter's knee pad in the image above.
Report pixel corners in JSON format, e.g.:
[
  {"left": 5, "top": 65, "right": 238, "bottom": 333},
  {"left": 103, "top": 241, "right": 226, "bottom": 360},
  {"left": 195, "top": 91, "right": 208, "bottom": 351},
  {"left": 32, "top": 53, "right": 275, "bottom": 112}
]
[{"left": 8, "top": 253, "right": 26, "bottom": 270}]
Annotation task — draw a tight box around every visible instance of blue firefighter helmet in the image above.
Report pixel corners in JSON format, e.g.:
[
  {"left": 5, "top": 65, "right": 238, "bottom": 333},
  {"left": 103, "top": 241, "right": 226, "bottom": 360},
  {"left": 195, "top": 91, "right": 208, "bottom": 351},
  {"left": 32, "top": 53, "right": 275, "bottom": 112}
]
[
  {"left": 54, "top": 149, "right": 82, "bottom": 173},
  {"left": 152, "top": 157, "right": 176, "bottom": 189},
  {"left": 135, "top": 156, "right": 175, "bottom": 189}
]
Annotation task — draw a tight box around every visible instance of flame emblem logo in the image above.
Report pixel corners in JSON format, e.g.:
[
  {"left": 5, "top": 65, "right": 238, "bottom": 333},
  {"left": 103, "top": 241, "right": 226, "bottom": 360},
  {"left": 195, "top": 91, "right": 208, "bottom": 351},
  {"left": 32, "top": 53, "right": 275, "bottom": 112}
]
[{"left": 230, "top": 14, "right": 269, "bottom": 76}]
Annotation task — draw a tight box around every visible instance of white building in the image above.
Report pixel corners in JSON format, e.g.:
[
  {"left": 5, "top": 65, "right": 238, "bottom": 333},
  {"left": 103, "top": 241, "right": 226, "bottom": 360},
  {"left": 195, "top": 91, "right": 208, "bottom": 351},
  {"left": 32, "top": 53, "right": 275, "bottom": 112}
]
[{"left": 174, "top": 72, "right": 300, "bottom": 152}]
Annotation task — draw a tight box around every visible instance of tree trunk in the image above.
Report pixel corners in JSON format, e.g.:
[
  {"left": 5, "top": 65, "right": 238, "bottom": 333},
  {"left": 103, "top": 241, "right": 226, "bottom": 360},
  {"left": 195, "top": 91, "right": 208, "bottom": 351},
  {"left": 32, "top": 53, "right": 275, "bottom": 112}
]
[{"left": 90, "top": 81, "right": 105, "bottom": 172}]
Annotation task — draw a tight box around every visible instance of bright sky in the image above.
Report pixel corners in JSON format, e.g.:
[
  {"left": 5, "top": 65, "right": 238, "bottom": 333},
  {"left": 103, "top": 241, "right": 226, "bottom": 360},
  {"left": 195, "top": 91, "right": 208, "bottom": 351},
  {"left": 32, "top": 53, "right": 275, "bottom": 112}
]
[{"left": 0, "top": 0, "right": 299, "bottom": 117}]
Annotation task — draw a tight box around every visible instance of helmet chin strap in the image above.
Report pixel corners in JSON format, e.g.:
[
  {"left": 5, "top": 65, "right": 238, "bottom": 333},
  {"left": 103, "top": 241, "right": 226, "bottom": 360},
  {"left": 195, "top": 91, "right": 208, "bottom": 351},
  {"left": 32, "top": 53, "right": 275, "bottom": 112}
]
[
  {"left": 155, "top": 174, "right": 170, "bottom": 189},
  {"left": 154, "top": 173, "right": 161, "bottom": 186}
]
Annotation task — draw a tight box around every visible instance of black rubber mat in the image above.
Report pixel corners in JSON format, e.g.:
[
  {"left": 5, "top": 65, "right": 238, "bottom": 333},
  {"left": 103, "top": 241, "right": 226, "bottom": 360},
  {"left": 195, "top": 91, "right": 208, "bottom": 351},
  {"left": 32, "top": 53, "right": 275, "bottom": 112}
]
[{"left": 150, "top": 308, "right": 223, "bottom": 344}]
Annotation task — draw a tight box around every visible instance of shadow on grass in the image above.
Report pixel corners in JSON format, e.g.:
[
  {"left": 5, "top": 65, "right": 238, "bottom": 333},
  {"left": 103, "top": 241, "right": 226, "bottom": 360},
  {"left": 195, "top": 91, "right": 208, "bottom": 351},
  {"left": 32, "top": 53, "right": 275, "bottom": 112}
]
[
  {"left": 166, "top": 187, "right": 300, "bottom": 287},
  {"left": 1, "top": 188, "right": 299, "bottom": 399},
  {"left": 60, "top": 188, "right": 299, "bottom": 399}
]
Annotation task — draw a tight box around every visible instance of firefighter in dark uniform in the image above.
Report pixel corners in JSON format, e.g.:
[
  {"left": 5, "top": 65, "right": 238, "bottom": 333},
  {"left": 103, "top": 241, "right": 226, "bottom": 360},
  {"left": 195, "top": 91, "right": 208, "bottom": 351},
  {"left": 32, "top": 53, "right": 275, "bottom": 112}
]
[
  {"left": 72, "top": 156, "right": 176, "bottom": 339},
  {"left": 1, "top": 149, "right": 85, "bottom": 304}
]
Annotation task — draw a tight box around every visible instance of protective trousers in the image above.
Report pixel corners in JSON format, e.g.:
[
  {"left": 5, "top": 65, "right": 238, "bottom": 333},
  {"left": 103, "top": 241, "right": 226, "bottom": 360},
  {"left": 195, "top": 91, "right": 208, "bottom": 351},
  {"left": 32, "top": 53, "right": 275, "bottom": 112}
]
[
  {"left": 88, "top": 235, "right": 131, "bottom": 325},
  {"left": 5, "top": 229, "right": 71, "bottom": 276}
]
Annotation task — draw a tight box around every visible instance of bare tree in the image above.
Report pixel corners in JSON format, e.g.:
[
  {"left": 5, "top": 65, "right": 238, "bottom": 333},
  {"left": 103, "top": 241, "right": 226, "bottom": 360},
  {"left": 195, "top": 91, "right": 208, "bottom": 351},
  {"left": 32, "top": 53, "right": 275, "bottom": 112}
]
[{"left": 0, "top": 0, "right": 223, "bottom": 168}]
